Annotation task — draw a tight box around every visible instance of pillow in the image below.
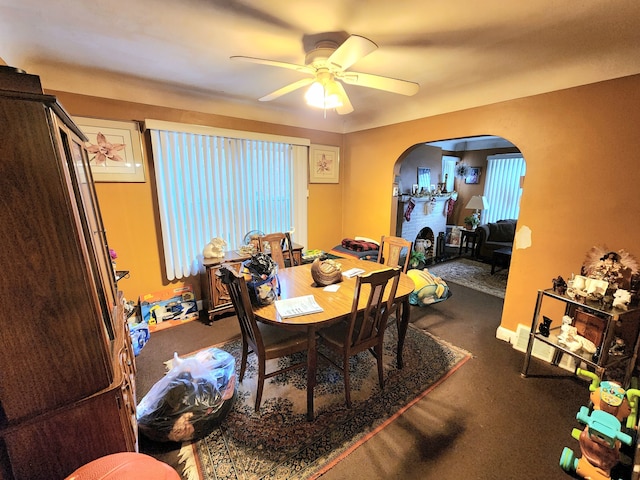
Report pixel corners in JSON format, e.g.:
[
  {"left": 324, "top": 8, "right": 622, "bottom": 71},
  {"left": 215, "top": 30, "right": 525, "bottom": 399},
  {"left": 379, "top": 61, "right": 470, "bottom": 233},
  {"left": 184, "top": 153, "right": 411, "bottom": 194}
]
[
  {"left": 354, "top": 236, "right": 380, "bottom": 247},
  {"left": 488, "top": 222, "right": 515, "bottom": 242}
]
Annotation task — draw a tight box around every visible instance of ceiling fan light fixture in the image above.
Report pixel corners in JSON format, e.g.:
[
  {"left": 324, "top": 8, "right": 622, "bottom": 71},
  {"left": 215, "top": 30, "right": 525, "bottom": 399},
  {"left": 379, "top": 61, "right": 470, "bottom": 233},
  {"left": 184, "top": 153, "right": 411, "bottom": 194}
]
[{"left": 305, "top": 80, "right": 343, "bottom": 109}]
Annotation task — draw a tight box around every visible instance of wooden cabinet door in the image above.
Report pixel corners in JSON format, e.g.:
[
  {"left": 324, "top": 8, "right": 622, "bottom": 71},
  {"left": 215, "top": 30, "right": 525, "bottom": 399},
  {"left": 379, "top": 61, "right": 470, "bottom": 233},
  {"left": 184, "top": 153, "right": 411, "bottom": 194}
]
[{"left": 0, "top": 98, "right": 113, "bottom": 423}]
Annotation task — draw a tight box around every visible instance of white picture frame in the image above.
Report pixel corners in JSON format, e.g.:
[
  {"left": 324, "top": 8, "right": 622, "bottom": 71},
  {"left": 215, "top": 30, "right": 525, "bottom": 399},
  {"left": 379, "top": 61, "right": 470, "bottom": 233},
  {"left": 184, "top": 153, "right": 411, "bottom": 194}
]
[
  {"left": 309, "top": 144, "right": 340, "bottom": 184},
  {"left": 74, "top": 117, "right": 146, "bottom": 182}
]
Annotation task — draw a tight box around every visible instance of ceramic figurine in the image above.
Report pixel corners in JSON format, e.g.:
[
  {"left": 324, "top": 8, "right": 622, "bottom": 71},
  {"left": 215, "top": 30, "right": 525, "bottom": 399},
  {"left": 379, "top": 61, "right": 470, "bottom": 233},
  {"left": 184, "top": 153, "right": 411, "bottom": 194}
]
[
  {"left": 553, "top": 275, "right": 567, "bottom": 294},
  {"left": 203, "top": 237, "right": 227, "bottom": 258}
]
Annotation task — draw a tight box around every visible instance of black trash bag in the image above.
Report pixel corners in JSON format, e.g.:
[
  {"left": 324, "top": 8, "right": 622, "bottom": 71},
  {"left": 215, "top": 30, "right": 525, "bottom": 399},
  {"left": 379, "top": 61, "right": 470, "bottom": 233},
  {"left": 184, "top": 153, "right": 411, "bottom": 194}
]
[{"left": 136, "top": 347, "right": 236, "bottom": 442}]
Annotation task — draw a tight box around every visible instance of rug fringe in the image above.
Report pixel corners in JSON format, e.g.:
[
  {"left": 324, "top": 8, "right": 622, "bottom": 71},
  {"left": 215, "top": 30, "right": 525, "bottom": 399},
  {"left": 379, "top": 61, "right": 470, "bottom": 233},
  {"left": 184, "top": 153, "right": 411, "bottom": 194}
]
[
  {"left": 419, "top": 327, "right": 474, "bottom": 358},
  {"left": 178, "top": 442, "right": 200, "bottom": 480}
]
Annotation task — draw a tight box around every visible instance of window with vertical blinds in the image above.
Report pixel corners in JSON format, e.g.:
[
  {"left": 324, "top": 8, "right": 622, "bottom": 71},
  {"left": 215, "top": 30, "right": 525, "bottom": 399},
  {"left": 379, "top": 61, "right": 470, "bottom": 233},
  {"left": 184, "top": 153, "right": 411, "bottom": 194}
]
[
  {"left": 442, "top": 155, "right": 458, "bottom": 192},
  {"left": 483, "top": 154, "right": 526, "bottom": 223},
  {"left": 145, "top": 120, "right": 309, "bottom": 281}
]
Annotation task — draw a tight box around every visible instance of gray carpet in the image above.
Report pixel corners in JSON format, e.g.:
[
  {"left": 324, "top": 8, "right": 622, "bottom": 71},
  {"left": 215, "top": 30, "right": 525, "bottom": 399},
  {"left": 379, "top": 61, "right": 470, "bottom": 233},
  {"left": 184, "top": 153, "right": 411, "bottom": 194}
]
[{"left": 426, "top": 257, "right": 508, "bottom": 298}]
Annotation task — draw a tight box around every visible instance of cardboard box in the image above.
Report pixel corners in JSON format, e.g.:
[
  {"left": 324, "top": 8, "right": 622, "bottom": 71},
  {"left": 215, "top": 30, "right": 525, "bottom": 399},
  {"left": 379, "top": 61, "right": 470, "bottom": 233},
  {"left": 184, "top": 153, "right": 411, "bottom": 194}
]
[{"left": 139, "top": 285, "right": 198, "bottom": 332}]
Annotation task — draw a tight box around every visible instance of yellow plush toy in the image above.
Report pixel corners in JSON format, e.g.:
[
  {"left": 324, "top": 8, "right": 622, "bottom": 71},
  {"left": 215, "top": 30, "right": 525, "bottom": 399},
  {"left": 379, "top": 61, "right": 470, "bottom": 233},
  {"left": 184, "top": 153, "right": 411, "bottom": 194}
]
[{"left": 407, "top": 269, "right": 450, "bottom": 306}]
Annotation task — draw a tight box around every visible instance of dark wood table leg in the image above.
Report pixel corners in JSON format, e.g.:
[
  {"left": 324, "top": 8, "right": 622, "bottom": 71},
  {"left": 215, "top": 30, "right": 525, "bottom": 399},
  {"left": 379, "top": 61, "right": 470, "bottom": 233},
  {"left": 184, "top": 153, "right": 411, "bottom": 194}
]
[
  {"left": 396, "top": 298, "right": 411, "bottom": 369},
  {"left": 306, "top": 326, "right": 317, "bottom": 421}
]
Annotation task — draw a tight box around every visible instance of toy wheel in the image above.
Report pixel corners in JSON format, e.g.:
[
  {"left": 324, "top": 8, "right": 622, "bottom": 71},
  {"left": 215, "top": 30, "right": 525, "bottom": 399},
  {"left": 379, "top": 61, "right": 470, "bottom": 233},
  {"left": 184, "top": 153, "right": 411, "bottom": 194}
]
[{"left": 559, "top": 447, "right": 576, "bottom": 472}]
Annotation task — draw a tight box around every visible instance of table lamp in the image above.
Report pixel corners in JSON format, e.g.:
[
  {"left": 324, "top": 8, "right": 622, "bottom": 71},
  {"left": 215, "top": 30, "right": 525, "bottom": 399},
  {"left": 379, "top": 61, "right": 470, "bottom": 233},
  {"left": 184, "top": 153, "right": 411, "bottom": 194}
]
[{"left": 465, "top": 195, "right": 489, "bottom": 222}]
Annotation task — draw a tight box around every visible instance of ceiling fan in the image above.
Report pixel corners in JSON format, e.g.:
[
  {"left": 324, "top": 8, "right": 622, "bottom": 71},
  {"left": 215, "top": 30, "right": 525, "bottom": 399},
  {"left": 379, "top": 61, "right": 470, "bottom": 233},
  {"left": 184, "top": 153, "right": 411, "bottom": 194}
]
[{"left": 231, "top": 34, "right": 419, "bottom": 115}]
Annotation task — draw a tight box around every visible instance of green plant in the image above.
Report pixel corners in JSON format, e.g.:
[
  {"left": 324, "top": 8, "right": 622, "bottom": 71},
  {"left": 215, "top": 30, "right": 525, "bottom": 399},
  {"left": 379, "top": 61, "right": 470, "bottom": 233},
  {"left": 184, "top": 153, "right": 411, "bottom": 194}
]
[
  {"left": 464, "top": 215, "right": 480, "bottom": 229},
  {"left": 409, "top": 250, "right": 426, "bottom": 268}
]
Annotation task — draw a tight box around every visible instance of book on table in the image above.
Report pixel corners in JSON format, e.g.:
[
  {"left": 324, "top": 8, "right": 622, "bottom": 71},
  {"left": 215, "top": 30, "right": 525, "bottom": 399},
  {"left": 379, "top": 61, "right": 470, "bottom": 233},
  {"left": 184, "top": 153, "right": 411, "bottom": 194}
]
[{"left": 275, "top": 295, "right": 324, "bottom": 318}]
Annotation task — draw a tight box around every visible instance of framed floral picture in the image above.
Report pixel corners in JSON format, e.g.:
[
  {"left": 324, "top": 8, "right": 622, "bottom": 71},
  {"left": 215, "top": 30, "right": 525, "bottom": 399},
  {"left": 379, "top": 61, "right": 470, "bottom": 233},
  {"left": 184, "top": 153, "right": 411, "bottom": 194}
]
[
  {"left": 309, "top": 144, "right": 340, "bottom": 184},
  {"left": 74, "top": 117, "right": 146, "bottom": 182}
]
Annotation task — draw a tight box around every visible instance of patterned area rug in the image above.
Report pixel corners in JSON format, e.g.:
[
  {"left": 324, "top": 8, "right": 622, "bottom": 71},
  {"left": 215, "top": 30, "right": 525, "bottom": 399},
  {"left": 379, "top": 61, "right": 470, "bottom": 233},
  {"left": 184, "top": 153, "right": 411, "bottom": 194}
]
[
  {"left": 426, "top": 257, "right": 508, "bottom": 298},
  {"left": 175, "top": 323, "right": 470, "bottom": 480}
]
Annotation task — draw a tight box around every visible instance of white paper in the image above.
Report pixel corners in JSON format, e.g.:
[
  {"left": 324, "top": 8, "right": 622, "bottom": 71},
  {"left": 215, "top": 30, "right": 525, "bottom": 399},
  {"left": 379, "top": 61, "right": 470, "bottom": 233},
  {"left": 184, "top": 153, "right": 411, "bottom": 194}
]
[
  {"left": 342, "top": 268, "right": 365, "bottom": 278},
  {"left": 274, "top": 295, "right": 324, "bottom": 318},
  {"left": 323, "top": 284, "right": 340, "bottom": 292}
]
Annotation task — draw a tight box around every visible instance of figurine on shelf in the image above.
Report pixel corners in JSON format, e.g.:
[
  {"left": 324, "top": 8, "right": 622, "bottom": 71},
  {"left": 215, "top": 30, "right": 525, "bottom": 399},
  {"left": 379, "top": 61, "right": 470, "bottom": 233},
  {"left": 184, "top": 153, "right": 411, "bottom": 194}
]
[
  {"left": 608, "top": 337, "right": 626, "bottom": 356},
  {"left": 553, "top": 276, "right": 568, "bottom": 294},
  {"left": 557, "top": 315, "right": 597, "bottom": 355},
  {"left": 612, "top": 289, "right": 631, "bottom": 310}
]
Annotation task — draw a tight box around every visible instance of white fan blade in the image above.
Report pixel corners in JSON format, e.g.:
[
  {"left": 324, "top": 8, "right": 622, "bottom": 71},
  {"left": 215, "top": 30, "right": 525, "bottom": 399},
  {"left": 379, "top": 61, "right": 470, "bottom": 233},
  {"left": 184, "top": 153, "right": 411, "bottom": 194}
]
[
  {"left": 340, "top": 71, "right": 419, "bottom": 96},
  {"left": 231, "top": 56, "right": 315, "bottom": 75},
  {"left": 328, "top": 35, "right": 378, "bottom": 71},
  {"left": 259, "top": 78, "right": 315, "bottom": 101},
  {"left": 334, "top": 82, "right": 354, "bottom": 115}
]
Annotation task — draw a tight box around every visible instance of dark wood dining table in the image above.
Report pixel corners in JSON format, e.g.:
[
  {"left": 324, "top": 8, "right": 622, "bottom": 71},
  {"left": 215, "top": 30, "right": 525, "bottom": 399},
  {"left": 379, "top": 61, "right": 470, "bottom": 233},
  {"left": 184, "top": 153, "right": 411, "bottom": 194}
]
[{"left": 253, "top": 257, "right": 415, "bottom": 421}]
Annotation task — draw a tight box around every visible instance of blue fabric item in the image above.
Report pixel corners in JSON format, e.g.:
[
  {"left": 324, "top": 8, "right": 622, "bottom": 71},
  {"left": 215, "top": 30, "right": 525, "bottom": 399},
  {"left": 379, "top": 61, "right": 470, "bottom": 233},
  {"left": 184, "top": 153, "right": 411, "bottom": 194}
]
[{"left": 130, "top": 323, "right": 150, "bottom": 356}]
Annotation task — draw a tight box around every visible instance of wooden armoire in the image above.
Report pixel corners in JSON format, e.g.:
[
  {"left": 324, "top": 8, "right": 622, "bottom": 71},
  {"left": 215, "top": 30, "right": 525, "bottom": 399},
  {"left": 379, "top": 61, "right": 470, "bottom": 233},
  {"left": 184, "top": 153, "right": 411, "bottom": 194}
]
[{"left": 0, "top": 66, "right": 137, "bottom": 479}]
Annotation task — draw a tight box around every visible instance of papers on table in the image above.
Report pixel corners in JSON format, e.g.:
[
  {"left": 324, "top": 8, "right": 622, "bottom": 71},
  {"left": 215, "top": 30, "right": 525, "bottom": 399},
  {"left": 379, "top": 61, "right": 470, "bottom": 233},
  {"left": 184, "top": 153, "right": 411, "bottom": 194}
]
[
  {"left": 274, "top": 295, "right": 324, "bottom": 318},
  {"left": 342, "top": 267, "right": 365, "bottom": 278}
]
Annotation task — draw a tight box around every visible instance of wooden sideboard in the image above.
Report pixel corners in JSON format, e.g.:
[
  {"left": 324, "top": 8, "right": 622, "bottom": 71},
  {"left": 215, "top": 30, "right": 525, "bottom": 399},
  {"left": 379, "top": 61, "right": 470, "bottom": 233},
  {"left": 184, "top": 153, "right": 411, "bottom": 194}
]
[
  {"left": 0, "top": 66, "right": 137, "bottom": 479},
  {"left": 202, "top": 244, "right": 303, "bottom": 321}
]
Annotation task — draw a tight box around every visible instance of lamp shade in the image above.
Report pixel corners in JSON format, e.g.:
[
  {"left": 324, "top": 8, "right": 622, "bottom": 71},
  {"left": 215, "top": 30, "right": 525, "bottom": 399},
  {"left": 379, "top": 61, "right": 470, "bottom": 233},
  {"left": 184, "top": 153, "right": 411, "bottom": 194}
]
[{"left": 465, "top": 195, "right": 489, "bottom": 211}]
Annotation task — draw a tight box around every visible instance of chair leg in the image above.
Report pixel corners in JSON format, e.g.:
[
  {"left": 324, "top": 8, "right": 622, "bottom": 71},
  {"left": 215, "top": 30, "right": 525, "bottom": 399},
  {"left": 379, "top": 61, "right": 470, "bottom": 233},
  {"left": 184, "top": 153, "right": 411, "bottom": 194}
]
[
  {"left": 239, "top": 341, "right": 249, "bottom": 382},
  {"left": 375, "top": 342, "right": 385, "bottom": 389},
  {"left": 255, "top": 359, "right": 266, "bottom": 412},
  {"left": 343, "top": 353, "right": 352, "bottom": 409}
]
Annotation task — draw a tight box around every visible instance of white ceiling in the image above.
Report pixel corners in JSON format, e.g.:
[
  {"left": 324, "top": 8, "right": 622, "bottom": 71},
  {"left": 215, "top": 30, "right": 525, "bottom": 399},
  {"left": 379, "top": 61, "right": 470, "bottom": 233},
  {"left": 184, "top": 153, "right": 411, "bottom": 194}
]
[{"left": 2, "top": 0, "right": 640, "bottom": 134}]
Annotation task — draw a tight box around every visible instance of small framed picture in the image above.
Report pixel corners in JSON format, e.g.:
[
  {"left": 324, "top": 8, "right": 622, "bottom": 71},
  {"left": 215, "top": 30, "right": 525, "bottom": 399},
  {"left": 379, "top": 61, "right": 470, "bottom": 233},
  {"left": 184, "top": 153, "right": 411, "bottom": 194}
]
[
  {"left": 392, "top": 185, "right": 399, "bottom": 197},
  {"left": 309, "top": 144, "right": 340, "bottom": 183},
  {"left": 412, "top": 184, "right": 419, "bottom": 195},
  {"left": 465, "top": 167, "right": 481, "bottom": 184},
  {"left": 74, "top": 117, "right": 146, "bottom": 182}
]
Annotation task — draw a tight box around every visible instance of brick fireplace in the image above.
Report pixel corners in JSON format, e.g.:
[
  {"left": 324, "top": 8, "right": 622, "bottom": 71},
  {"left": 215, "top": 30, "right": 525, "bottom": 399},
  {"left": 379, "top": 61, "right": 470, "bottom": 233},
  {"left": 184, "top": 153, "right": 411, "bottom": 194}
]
[{"left": 397, "top": 196, "right": 449, "bottom": 262}]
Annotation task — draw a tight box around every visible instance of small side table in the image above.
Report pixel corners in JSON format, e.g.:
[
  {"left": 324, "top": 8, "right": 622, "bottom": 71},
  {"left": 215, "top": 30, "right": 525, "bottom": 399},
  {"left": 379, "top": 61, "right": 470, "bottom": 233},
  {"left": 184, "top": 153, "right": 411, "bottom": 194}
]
[
  {"left": 491, "top": 247, "right": 512, "bottom": 274},
  {"left": 459, "top": 229, "right": 478, "bottom": 257}
]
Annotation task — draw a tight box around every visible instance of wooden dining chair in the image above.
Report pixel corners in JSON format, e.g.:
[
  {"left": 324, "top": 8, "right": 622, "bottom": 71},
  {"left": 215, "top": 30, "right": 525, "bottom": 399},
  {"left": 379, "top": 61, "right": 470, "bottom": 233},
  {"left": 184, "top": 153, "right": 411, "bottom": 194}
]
[
  {"left": 317, "top": 267, "right": 401, "bottom": 408},
  {"left": 377, "top": 235, "right": 412, "bottom": 331},
  {"left": 377, "top": 235, "right": 413, "bottom": 273},
  {"left": 259, "top": 232, "right": 297, "bottom": 268},
  {"left": 217, "top": 265, "right": 309, "bottom": 411}
]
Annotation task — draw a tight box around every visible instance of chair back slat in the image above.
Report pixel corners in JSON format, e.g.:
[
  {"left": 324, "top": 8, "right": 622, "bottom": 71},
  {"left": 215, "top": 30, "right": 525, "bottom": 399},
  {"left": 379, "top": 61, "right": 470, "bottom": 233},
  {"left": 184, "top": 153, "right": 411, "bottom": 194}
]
[{"left": 348, "top": 267, "right": 401, "bottom": 348}]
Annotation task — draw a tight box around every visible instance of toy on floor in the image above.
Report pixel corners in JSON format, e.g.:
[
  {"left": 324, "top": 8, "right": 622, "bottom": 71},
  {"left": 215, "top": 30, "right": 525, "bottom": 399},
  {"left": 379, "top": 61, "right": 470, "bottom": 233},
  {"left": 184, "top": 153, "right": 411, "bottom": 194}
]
[
  {"left": 559, "top": 369, "right": 640, "bottom": 480},
  {"left": 406, "top": 268, "right": 451, "bottom": 306}
]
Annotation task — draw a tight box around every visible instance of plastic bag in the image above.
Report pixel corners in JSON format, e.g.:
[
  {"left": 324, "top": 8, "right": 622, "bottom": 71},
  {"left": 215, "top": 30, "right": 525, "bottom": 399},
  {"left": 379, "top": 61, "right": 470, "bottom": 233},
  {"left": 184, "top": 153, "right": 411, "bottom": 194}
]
[
  {"left": 129, "top": 322, "right": 150, "bottom": 356},
  {"left": 242, "top": 252, "right": 280, "bottom": 306},
  {"left": 136, "top": 347, "right": 236, "bottom": 442}
]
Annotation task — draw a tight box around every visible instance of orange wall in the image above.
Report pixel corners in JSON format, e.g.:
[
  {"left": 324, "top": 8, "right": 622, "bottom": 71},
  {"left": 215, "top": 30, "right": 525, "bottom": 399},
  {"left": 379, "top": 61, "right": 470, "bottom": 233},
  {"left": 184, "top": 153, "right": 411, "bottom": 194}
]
[
  {"left": 54, "top": 73, "right": 640, "bottom": 336},
  {"left": 52, "top": 91, "right": 343, "bottom": 303},
  {"left": 344, "top": 74, "right": 640, "bottom": 334}
]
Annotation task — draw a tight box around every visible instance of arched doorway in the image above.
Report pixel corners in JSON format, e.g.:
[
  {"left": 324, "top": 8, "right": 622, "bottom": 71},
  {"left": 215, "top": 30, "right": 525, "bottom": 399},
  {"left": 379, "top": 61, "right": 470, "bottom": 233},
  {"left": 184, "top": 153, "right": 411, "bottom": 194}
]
[{"left": 391, "top": 135, "right": 524, "bottom": 264}]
